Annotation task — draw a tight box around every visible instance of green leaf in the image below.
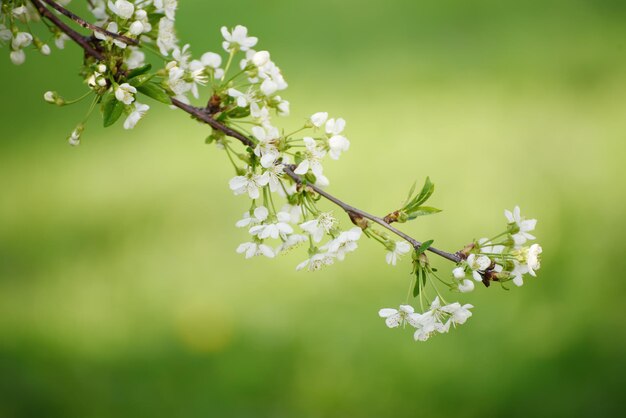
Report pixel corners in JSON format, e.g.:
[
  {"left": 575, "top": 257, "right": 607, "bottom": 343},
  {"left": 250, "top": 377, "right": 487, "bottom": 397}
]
[
  {"left": 129, "top": 73, "right": 155, "bottom": 87},
  {"left": 413, "top": 267, "right": 422, "bottom": 297},
  {"left": 405, "top": 177, "right": 435, "bottom": 212},
  {"left": 407, "top": 206, "right": 442, "bottom": 220},
  {"left": 101, "top": 92, "right": 125, "bottom": 127},
  {"left": 136, "top": 82, "right": 171, "bottom": 104},
  {"left": 127, "top": 63, "right": 152, "bottom": 79},
  {"left": 402, "top": 180, "right": 417, "bottom": 207},
  {"left": 416, "top": 239, "right": 434, "bottom": 255}
]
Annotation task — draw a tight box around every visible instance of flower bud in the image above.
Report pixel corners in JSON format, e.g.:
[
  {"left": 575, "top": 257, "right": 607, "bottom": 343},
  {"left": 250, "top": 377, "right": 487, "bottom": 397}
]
[
  {"left": 68, "top": 125, "right": 84, "bottom": 146},
  {"left": 10, "top": 50, "right": 25, "bottom": 65},
  {"left": 129, "top": 21, "right": 144, "bottom": 36},
  {"left": 43, "top": 91, "right": 64, "bottom": 105},
  {"left": 97, "top": 64, "right": 107, "bottom": 73},
  {"left": 252, "top": 50, "right": 270, "bottom": 67},
  {"left": 453, "top": 266, "right": 465, "bottom": 279},
  {"left": 201, "top": 52, "right": 222, "bottom": 69},
  {"left": 40, "top": 44, "right": 51, "bottom": 55}
]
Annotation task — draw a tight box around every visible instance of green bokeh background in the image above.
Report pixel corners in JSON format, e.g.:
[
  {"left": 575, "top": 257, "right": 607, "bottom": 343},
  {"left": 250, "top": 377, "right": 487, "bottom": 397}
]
[{"left": 1, "top": 0, "right": 625, "bottom": 417}]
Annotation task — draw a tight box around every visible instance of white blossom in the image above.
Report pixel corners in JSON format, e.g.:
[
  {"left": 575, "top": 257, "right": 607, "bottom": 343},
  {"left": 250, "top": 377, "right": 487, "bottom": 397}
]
[
  {"left": 201, "top": 52, "right": 222, "bottom": 68},
  {"left": 386, "top": 241, "right": 411, "bottom": 266},
  {"left": 221, "top": 25, "right": 258, "bottom": 52},
  {"left": 467, "top": 253, "right": 491, "bottom": 282},
  {"left": 126, "top": 48, "right": 145, "bottom": 69},
  {"left": 236, "top": 241, "right": 275, "bottom": 259},
  {"left": 294, "top": 137, "right": 328, "bottom": 186},
  {"left": 321, "top": 227, "right": 362, "bottom": 260},
  {"left": 54, "top": 33, "right": 70, "bottom": 49},
  {"left": 299, "top": 212, "right": 336, "bottom": 243},
  {"left": 10, "top": 49, "right": 25, "bottom": 65},
  {"left": 11, "top": 32, "right": 33, "bottom": 49},
  {"left": 252, "top": 50, "right": 270, "bottom": 67},
  {"left": 441, "top": 302, "right": 474, "bottom": 325},
  {"left": 123, "top": 102, "right": 149, "bottom": 129},
  {"left": 328, "top": 135, "right": 349, "bottom": 160},
  {"left": 94, "top": 22, "right": 126, "bottom": 48},
  {"left": 154, "top": 0, "right": 178, "bottom": 21},
  {"left": 378, "top": 305, "right": 421, "bottom": 328},
  {"left": 107, "top": 0, "right": 134, "bottom": 20},
  {"left": 457, "top": 279, "right": 475, "bottom": 293},
  {"left": 525, "top": 244, "right": 542, "bottom": 276},
  {"left": 0, "top": 25, "right": 12, "bottom": 42},
  {"left": 115, "top": 83, "right": 136, "bottom": 105},
  {"left": 452, "top": 266, "right": 465, "bottom": 279},
  {"left": 325, "top": 117, "right": 345, "bottom": 135},
  {"left": 249, "top": 212, "right": 294, "bottom": 240},
  {"left": 259, "top": 164, "right": 284, "bottom": 192},
  {"left": 236, "top": 206, "right": 269, "bottom": 228},
  {"left": 296, "top": 252, "right": 335, "bottom": 271},
  {"left": 157, "top": 17, "right": 177, "bottom": 55},
  {"left": 505, "top": 206, "right": 537, "bottom": 246},
  {"left": 229, "top": 170, "right": 265, "bottom": 199},
  {"left": 310, "top": 112, "right": 328, "bottom": 128},
  {"left": 228, "top": 87, "right": 255, "bottom": 108},
  {"left": 276, "top": 234, "right": 307, "bottom": 253},
  {"left": 280, "top": 204, "right": 302, "bottom": 224}
]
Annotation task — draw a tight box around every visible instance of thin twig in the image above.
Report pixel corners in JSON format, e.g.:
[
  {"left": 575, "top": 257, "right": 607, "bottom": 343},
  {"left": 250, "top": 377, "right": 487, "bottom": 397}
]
[
  {"left": 40, "top": 0, "right": 138, "bottom": 46},
  {"left": 30, "top": 0, "right": 104, "bottom": 60}
]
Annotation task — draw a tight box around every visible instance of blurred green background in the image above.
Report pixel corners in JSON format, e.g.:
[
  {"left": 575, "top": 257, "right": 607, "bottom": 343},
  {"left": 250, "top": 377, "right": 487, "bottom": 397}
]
[{"left": 1, "top": 0, "right": 626, "bottom": 417}]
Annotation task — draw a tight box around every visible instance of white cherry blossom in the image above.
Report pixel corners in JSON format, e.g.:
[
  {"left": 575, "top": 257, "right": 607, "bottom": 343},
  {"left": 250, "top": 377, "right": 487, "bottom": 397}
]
[
  {"left": 378, "top": 305, "right": 421, "bottom": 328},
  {"left": 236, "top": 241, "right": 275, "bottom": 259},
  {"left": 221, "top": 25, "right": 258, "bottom": 52},
  {"left": 386, "top": 241, "right": 411, "bottom": 266},
  {"left": 115, "top": 83, "right": 136, "bottom": 105},
  {"left": 505, "top": 206, "right": 537, "bottom": 246},
  {"left": 107, "top": 0, "right": 134, "bottom": 20},
  {"left": 123, "top": 102, "right": 149, "bottom": 129},
  {"left": 296, "top": 252, "right": 335, "bottom": 271},
  {"left": 229, "top": 170, "right": 265, "bottom": 199}
]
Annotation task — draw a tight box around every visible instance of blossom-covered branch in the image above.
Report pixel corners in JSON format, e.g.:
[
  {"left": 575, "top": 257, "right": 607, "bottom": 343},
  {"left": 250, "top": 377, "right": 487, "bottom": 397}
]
[{"left": 1, "top": 0, "right": 544, "bottom": 343}]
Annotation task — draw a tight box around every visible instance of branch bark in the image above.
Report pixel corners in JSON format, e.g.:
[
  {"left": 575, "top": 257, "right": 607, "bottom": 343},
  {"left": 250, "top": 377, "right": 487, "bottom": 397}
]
[
  {"left": 41, "top": 0, "right": 139, "bottom": 46},
  {"left": 30, "top": 0, "right": 104, "bottom": 61},
  {"left": 30, "top": 1, "right": 463, "bottom": 265}
]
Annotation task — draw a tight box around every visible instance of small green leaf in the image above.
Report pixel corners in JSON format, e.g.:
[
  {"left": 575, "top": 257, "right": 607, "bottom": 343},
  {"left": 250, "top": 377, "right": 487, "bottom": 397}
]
[
  {"left": 413, "top": 268, "right": 422, "bottom": 297},
  {"left": 129, "top": 73, "right": 155, "bottom": 87},
  {"left": 407, "top": 206, "right": 442, "bottom": 220},
  {"left": 405, "top": 177, "right": 435, "bottom": 212},
  {"left": 136, "top": 82, "right": 171, "bottom": 104},
  {"left": 416, "top": 239, "right": 434, "bottom": 255},
  {"left": 101, "top": 92, "right": 125, "bottom": 127},
  {"left": 127, "top": 63, "right": 152, "bottom": 79},
  {"left": 402, "top": 180, "right": 417, "bottom": 207}
]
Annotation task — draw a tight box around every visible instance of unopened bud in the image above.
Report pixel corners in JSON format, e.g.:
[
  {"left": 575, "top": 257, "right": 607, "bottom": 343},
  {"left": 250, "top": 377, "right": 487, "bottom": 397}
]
[
  {"left": 252, "top": 50, "right": 270, "bottom": 67},
  {"left": 97, "top": 64, "right": 107, "bottom": 73},
  {"left": 68, "top": 125, "right": 84, "bottom": 146},
  {"left": 40, "top": 44, "right": 51, "bottom": 55},
  {"left": 43, "top": 90, "right": 64, "bottom": 105}
]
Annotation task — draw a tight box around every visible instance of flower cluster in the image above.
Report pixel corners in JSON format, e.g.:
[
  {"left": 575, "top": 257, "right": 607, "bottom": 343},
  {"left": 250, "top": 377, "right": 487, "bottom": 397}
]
[
  {"left": 4, "top": 0, "right": 546, "bottom": 344},
  {"left": 0, "top": 1, "right": 56, "bottom": 65},
  {"left": 451, "top": 206, "right": 542, "bottom": 290},
  {"left": 379, "top": 298, "right": 473, "bottom": 342}
]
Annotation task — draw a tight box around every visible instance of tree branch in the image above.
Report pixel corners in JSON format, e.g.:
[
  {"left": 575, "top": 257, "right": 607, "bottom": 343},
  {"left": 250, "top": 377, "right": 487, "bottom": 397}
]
[
  {"left": 33, "top": 1, "right": 463, "bottom": 265},
  {"left": 30, "top": 0, "right": 104, "bottom": 61},
  {"left": 40, "top": 0, "right": 139, "bottom": 46}
]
